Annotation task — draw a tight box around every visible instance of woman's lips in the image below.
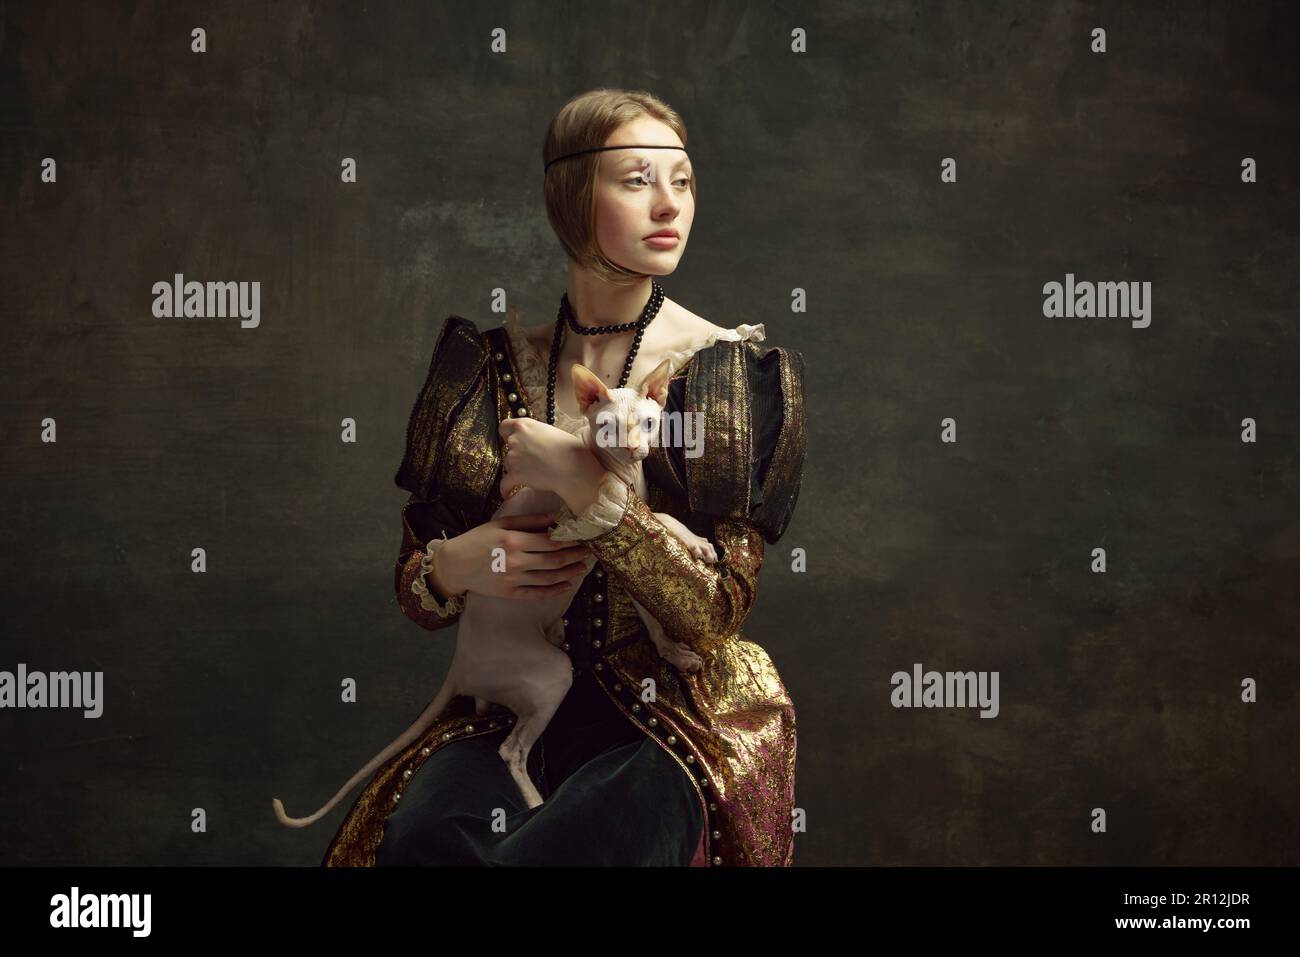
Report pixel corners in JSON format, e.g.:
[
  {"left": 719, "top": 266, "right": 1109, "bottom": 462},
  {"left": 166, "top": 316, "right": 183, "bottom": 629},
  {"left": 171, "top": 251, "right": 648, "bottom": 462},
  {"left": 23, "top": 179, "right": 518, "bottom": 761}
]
[{"left": 644, "top": 235, "right": 680, "bottom": 248}]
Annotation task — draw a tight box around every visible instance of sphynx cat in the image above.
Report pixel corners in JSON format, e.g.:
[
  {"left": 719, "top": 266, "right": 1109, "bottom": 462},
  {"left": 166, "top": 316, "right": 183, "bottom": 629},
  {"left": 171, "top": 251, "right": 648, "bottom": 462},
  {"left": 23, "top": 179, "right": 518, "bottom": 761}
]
[{"left": 273, "top": 356, "right": 718, "bottom": 827}]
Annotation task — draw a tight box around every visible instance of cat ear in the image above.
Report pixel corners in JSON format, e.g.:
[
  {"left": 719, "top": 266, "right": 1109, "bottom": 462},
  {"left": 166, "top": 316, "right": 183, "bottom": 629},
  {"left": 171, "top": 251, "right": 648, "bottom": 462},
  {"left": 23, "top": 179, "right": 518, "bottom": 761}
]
[
  {"left": 570, "top": 363, "right": 611, "bottom": 413},
  {"left": 637, "top": 357, "right": 674, "bottom": 407}
]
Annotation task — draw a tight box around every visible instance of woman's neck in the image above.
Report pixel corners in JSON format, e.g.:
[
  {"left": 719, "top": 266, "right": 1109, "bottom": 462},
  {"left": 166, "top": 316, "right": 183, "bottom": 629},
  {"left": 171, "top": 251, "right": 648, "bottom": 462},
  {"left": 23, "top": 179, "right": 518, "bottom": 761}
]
[
  {"left": 563, "top": 264, "right": 654, "bottom": 330},
  {"left": 560, "top": 268, "right": 665, "bottom": 380}
]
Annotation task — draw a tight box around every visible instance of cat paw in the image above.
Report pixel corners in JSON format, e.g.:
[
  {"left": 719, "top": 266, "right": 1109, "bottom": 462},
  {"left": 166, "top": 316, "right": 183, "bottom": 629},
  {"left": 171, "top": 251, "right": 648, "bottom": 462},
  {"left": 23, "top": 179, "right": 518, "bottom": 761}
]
[
  {"left": 688, "top": 539, "right": 718, "bottom": 563},
  {"left": 660, "top": 641, "right": 704, "bottom": 673}
]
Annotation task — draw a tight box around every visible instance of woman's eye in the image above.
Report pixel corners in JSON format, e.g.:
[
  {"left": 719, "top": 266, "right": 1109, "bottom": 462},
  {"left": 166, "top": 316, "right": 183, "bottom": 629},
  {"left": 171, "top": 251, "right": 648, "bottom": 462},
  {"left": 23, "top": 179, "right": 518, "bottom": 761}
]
[{"left": 626, "top": 176, "right": 690, "bottom": 188}]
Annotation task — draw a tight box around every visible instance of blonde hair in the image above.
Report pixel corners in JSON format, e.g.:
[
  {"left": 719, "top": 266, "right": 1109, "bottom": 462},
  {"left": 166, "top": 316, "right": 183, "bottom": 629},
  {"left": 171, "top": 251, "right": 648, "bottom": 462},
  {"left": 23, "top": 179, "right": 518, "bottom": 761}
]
[{"left": 543, "top": 88, "right": 696, "bottom": 285}]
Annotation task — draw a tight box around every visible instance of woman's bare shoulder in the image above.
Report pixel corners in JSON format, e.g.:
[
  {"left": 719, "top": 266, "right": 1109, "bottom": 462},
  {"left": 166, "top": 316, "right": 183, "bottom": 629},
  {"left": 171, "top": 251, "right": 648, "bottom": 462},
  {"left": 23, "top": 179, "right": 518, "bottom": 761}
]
[
  {"left": 661, "top": 301, "right": 731, "bottom": 350},
  {"left": 512, "top": 302, "right": 730, "bottom": 360}
]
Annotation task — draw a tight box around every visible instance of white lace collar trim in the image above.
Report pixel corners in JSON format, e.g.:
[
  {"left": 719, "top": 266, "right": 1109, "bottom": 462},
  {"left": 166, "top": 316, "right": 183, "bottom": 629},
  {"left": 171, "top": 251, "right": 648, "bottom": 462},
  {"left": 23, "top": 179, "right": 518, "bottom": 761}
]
[{"left": 502, "top": 312, "right": 766, "bottom": 433}]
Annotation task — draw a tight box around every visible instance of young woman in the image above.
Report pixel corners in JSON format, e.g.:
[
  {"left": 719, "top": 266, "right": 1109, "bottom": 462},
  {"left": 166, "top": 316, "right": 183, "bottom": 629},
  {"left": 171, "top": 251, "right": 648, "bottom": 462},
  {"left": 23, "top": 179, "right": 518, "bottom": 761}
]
[{"left": 322, "top": 88, "right": 807, "bottom": 866}]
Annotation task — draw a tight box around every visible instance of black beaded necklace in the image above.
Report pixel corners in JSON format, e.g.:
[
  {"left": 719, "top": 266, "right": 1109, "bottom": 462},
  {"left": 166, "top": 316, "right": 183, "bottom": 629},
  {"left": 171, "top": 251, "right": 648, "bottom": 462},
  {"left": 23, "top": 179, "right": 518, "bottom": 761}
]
[{"left": 545, "top": 279, "right": 665, "bottom": 425}]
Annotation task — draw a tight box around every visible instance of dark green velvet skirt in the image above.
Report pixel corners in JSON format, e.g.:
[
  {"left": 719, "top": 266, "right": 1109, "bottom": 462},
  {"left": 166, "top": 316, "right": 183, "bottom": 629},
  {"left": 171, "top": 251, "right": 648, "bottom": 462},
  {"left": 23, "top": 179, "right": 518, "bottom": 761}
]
[{"left": 375, "top": 670, "right": 704, "bottom": 866}]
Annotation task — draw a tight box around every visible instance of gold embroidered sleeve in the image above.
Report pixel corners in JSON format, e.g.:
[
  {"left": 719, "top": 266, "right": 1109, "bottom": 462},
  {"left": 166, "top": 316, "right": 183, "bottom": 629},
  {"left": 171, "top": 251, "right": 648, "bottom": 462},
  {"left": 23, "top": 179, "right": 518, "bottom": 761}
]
[
  {"left": 394, "top": 493, "right": 469, "bottom": 633},
  {"left": 584, "top": 490, "right": 765, "bottom": 657},
  {"left": 391, "top": 314, "right": 491, "bottom": 634}
]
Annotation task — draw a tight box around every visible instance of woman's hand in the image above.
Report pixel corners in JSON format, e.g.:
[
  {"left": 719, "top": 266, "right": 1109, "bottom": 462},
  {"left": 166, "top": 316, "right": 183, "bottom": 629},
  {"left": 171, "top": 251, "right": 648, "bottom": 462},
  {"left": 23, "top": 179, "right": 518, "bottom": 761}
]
[
  {"left": 435, "top": 512, "right": 594, "bottom": 601},
  {"left": 498, "top": 418, "right": 609, "bottom": 513}
]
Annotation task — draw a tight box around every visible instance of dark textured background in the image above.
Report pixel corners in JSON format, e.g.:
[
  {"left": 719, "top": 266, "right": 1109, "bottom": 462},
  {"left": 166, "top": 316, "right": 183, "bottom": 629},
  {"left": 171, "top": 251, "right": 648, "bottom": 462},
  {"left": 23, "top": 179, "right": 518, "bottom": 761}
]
[{"left": 1, "top": 0, "right": 1297, "bottom": 866}]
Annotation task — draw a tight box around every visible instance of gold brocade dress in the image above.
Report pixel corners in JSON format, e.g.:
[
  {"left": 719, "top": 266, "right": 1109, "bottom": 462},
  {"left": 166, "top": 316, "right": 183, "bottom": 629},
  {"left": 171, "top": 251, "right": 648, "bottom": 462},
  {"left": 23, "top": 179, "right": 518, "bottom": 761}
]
[{"left": 322, "top": 311, "right": 807, "bottom": 867}]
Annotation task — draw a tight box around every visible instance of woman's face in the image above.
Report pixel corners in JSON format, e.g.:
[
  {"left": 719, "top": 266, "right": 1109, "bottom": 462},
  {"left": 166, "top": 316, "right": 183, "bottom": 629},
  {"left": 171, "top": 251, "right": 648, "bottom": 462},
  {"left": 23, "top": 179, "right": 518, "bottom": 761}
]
[{"left": 592, "top": 116, "right": 695, "bottom": 276}]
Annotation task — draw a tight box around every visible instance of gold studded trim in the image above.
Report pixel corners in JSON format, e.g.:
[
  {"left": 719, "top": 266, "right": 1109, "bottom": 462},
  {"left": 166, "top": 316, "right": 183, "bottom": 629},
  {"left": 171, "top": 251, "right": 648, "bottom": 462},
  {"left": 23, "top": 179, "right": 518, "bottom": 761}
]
[
  {"left": 389, "top": 715, "right": 517, "bottom": 809},
  {"left": 592, "top": 672, "right": 720, "bottom": 867},
  {"left": 486, "top": 324, "right": 527, "bottom": 421},
  {"left": 321, "top": 706, "right": 515, "bottom": 866}
]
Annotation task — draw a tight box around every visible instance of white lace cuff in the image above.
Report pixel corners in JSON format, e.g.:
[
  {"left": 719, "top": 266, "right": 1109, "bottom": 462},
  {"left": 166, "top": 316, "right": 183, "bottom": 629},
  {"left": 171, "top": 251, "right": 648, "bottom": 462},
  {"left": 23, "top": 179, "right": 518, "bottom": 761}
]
[
  {"left": 549, "top": 472, "right": 633, "bottom": 542},
  {"left": 410, "top": 531, "right": 466, "bottom": 617}
]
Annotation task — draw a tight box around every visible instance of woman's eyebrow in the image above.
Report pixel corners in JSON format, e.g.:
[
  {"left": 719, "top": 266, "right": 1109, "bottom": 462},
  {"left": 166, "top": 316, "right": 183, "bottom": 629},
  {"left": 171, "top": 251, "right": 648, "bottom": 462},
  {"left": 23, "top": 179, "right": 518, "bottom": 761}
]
[{"left": 618, "top": 154, "right": 692, "bottom": 170}]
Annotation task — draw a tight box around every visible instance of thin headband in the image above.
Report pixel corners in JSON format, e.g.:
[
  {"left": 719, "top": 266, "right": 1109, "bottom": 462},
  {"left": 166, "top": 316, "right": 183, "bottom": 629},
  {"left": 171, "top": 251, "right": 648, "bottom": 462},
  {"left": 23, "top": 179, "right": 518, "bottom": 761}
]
[{"left": 545, "top": 144, "right": 689, "bottom": 172}]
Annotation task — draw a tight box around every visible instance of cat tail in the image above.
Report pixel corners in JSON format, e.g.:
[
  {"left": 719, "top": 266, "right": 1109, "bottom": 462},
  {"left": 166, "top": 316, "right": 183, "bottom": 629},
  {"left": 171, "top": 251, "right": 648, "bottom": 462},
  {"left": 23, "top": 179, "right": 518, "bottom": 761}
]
[{"left": 271, "top": 676, "right": 458, "bottom": 828}]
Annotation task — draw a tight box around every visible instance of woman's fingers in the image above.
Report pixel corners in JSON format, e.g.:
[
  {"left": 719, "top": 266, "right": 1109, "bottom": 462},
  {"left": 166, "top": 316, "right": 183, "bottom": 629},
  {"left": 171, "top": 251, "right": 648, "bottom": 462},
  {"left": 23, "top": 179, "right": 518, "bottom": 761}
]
[
  {"left": 512, "top": 562, "right": 591, "bottom": 598},
  {"left": 516, "top": 540, "right": 592, "bottom": 567},
  {"left": 484, "top": 512, "right": 595, "bottom": 590},
  {"left": 497, "top": 512, "right": 557, "bottom": 531},
  {"left": 512, "top": 530, "right": 590, "bottom": 554},
  {"left": 512, "top": 549, "right": 592, "bottom": 579},
  {"left": 513, "top": 580, "right": 580, "bottom": 600},
  {"left": 518, "top": 559, "right": 590, "bottom": 588}
]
